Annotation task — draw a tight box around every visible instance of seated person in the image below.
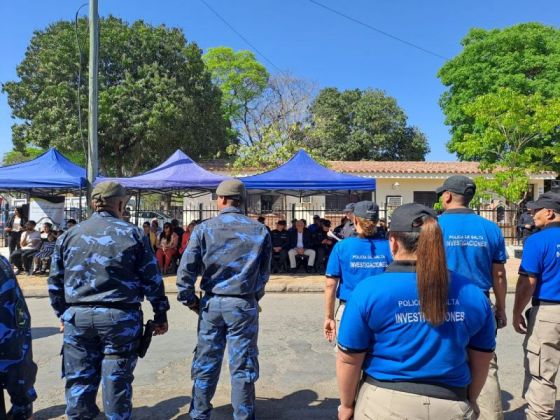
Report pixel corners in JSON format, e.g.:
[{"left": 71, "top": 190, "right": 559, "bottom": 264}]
[
  {"left": 288, "top": 219, "right": 316, "bottom": 273},
  {"left": 314, "top": 219, "right": 335, "bottom": 274},
  {"left": 179, "top": 221, "right": 197, "bottom": 255},
  {"left": 66, "top": 218, "right": 77, "bottom": 230},
  {"left": 32, "top": 232, "right": 57, "bottom": 275},
  {"left": 40, "top": 222, "right": 53, "bottom": 239},
  {"left": 308, "top": 215, "right": 322, "bottom": 233},
  {"left": 270, "top": 220, "right": 290, "bottom": 273},
  {"left": 171, "top": 218, "right": 185, "bottom": 245},
  {"left": 143, "top": 221, "right": 158, "bottom": 251},
  {"left": 10, "top": 221, "right": 41, "bottom": 275},
  {"left": 155, "top": 222, "right": 179, "bottom": 274}
]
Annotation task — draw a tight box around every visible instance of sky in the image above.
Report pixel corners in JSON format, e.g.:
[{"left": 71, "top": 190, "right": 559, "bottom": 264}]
[{"left": 1, "top": 0, "right": 559, "bottom": 162}]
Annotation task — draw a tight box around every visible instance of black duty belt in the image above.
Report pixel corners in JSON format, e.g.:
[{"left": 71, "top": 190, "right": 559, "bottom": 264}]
[
  {"left": 532, "top": 298, "right": 560, "bottom": 306},
  {"left": 365, "top": 376, "right": 467, "bottom": 401},
  {"left": 205, "top": 292, "right": 256, "bottom": 299},
  {"left": 70, "top": 302, "right": 141, "bottom": 311}
]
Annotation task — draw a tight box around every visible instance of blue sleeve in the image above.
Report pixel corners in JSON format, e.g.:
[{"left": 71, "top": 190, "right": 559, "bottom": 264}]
[
  {"left": 258, "top": 230, "right": 272, "bottom": 289},
  {"left": 492, "top": 228, "right": 507, "bottom": 264},
  {"left": 137, "top": 233, "right": 170, "bottom": 321},
  {"left": 176, "top": 226, "right": 202, "bottom": 306},
  {"left": 47, "top": 236, "right": 68, "bottom": 318},
  {"left": 325, "top": 242, "right": 342, "bottom": 278},
  {"left": 467, "top": 289, "right": 496, "bottom": 352},
  {"left": 337, "top": 289, "right": 373, "bottom": 353},
  {"left": 519, "top": 236, "right": 541, "bottom": 276}
]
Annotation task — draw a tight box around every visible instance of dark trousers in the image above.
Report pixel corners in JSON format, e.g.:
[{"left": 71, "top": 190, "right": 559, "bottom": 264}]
[
  {"left": 316, "top": 246, "right": 332, "bottom": 273},
  {"left": 190, "top": 295, "right": 259, "bottom": 420},
  {"left": 7, "top": 232, "right": 21, "bottom": 256},
  {"left": 271, "top": 250, "right": 288, "bottom": 273},
  {"left": 10, "top": 249, "right": 38, "bottom": 272},
  {"left": 61, "top": 307, "right": 142, "bottom": 420}
]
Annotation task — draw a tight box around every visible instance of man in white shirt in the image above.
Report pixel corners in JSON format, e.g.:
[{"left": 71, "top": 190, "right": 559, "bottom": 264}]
[
  {"left": 10, "top": 221, "right": 42, "bottom": 275},
  {"left": 288, "top": 220, "right": 316, "bottom": 273}
]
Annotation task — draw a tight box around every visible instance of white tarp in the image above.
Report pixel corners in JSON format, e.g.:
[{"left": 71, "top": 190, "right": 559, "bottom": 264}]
[{"left": 29, "top": 196, "right": 65, "bottom": 229}]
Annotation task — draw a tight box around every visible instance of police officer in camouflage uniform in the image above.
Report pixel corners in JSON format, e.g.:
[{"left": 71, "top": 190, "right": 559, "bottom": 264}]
[
  {"left": 0, "top": 255, "right": 37, "bottom": 419},
  {"left": 177, "top": 179, "right": 271, "bottom": 420},
  {"left": 48, "top": 182, "right": 170, "bottom": 420}
]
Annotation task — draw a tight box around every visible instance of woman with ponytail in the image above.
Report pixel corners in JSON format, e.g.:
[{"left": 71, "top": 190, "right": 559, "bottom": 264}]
[{"left": 336, "top": 203, "right": 495, "bottom": 420}]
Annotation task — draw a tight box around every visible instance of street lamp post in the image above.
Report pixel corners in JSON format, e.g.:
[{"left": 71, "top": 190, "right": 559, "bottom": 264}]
[{"left": 87, "top": 0, "right": 99, "bottom": 206}]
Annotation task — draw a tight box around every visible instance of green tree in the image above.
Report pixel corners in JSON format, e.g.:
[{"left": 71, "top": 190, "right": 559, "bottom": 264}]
[
  {"left": 2, "top": 17, "right": 228, "bottom": 176},
  {"left": 438, "top": 23, "right": 560, "bottom": 166},
  {"left": 307, "top": 88, "right": 429, "bottom": 160},
  {"left": 461, "top": 88, "right": 560, "bottom": 204},
  {"left": 203, "top": 47, "right": 269, "bottom": 142},
  {"left": 2, "top": 147, "right": 86, "bottom": 166}
]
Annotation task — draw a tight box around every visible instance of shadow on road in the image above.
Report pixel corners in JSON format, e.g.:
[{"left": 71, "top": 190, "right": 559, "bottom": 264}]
[
  {"left": 133, "top": 396, "right": 190, "bottom": 419},
  {"left": 177, "top": 389, "right": 338, "bottom": 419},
  {"left": 32, "top": 327, "right": 60, "bottom": 340},
  {"left": 34, "top": 404, "right": 66, "bottom": 419}
]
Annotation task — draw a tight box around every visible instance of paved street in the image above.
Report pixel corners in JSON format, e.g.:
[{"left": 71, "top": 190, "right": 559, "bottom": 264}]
[{"left": 12, "top": 293, "right": 560, "bottom": 419}]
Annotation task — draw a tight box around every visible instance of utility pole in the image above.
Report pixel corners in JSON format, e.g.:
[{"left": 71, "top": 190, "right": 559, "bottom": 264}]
[{"left": 87, "top": 0, "right": 99, "bottom": 207}]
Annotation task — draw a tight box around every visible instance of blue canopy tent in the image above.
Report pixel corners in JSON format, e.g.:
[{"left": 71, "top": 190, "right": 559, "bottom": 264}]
[
  {"left": 239, "top": 150, "right": 376, "bottom": 197},
  {"left": 0, "top": 148, "right": 87, "bottom": 192},
  {"left": 98, "top": 150, "right": 230, "bottom": 195}
]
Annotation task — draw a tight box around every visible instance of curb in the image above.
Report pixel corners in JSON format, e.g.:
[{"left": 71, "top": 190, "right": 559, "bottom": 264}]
[{"left": 20, "top": 275, "right": 520, "bottom": 298}]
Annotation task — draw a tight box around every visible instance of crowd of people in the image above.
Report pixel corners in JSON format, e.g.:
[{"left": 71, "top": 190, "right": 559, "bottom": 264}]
[
  {"left": 1, "top": 176, "right": 559, "bottom": 420},
  {"left": 5, "top": 214, "right": 77, "bottom": 276}
]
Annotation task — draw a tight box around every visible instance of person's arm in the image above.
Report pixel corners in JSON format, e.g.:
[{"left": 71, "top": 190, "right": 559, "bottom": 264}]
[
  {"left": 513, "top": 274, "right": 537, "bottom": 334},
  {"left": 336, "top": 350, "right": 366, "bottom": 420},
  {"left": 324, "top": 276, "right": 338, "bottom": 342},
  {"left": 467, "top": 349, "right": 493, "bottom": 404},
  {"left": 492, "top": 263, "right": 507, "bottom": 328},
  {"left": 171, "top": 232, "right": 179, "bottom": 249},
  {"left": 137, "top": 234, "right": 170, "bottom": 333},
  {"left": 176, "top": 227, "right": 202, "bottom": 311},
  {"left": 19, "top": 231, "right": 27, "bottom": 247},
  {"left": 47, "top": 237, "right": 69, "bottom": 318}
]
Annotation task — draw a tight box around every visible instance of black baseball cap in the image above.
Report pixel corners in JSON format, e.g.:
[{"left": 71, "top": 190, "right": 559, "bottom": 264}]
[
  {"left": 390, "top": 203, "right": 437, "bottom": 232},
  {"left": 526, "top": 192, "right": 560, "bottom": 212},
  {"left": 353, "top": 201, "right": 379, "bottom": 221},
  {"left": 436, "top": 175, "right": 476, "bottom": 197}
]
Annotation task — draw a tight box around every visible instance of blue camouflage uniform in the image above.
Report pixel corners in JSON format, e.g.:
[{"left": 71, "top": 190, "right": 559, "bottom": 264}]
[
  {"left": 0, "top": 256, "right": 37, "bottom": 419},
  {"left": 177, "top": 206, "right": 271, "bottom": 420},
  {"left": 48, "top": 211, "right": 170, "bottom": 420}
]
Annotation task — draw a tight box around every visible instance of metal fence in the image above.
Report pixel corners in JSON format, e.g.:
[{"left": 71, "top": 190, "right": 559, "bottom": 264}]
[{"left": 171, "top": 207, "right": 523, "bottom": 246}]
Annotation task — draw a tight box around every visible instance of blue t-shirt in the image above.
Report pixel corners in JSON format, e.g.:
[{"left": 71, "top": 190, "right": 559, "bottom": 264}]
[
  {"left": 325, "top": 237, "right": 392, "bottom": 301},
  {"left": 519, "top": 222, "right": 560, "bottom": 302},
  {"left": 338, "top": 261, "right": 496, "bottom": 388},
  {"left": 438, "top": 209, "right": 507, "bottom": 292}
]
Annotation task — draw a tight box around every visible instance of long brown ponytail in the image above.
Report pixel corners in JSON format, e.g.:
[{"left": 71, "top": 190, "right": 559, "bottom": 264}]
[{"left": 416, "top": 217, "right": 448, "bottom": 325}]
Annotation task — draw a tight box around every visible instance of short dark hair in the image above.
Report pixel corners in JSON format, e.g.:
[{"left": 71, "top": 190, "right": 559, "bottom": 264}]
[
  {"left": 258, "top": 216, "right": 266, "bottom": 222},
  {"left": 277, "top": 220, "right": 287, "bottom": 226},
  {"left": 67, "top": 219, "right": 77, "bottom": 225},
  {"left": 450, "top": 192, "right": 472, "bottom": 206},
  {"left": 171, "top": 219, "right": 179, "bottom": 227}
]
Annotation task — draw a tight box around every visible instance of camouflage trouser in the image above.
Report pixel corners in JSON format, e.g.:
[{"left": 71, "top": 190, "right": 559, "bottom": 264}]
[
  {"left": 190, "top": 295, "right": 260, "bottom": 420},
  {"left": 1, "top": 354, "right": 38, "bottom": 420},
  {"left": 61, "top": 306, "right": 142, "bottom": 420}
]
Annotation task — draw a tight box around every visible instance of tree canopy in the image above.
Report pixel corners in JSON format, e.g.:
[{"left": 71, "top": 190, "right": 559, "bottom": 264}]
[
  {"left": 2, "top": 17, "right": 229, "bottom": 176},
  {"left": 307, "top": 88, "right": 429, "bottom": 161},
  {"left": 203, "top": 47, "right": 269, "bottom": 141},
  {"left": 438, "top": 23, "right": 560, "bottom": 167}
]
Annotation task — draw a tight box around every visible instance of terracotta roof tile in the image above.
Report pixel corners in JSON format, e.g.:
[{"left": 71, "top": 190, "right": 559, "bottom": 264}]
[{"left": 199, "top": 160, "right": 557, "bottom": 177}]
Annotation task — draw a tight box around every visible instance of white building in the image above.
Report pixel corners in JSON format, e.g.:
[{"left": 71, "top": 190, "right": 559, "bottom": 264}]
[{"left": 186, "top": 161, "right": 556, "bottom": 220}]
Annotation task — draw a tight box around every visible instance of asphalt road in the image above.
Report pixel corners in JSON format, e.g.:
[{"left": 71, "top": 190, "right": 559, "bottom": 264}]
[{"left": 11, "top": 294, "right": 560, "bottom": 419}]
